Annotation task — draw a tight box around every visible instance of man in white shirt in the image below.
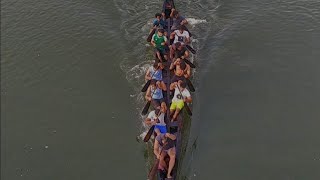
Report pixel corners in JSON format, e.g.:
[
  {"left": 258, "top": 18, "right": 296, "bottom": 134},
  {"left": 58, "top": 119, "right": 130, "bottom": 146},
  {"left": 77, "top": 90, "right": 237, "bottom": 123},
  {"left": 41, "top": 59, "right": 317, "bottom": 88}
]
[
  {"left": 170, "top": 25, "right": 190, "bottom": 45},
  {"left": 169, "top": 80, "right": 192, "bottom": 121},
  {"left": 144, "top": 103, "right": 167, "bottom": 133}
]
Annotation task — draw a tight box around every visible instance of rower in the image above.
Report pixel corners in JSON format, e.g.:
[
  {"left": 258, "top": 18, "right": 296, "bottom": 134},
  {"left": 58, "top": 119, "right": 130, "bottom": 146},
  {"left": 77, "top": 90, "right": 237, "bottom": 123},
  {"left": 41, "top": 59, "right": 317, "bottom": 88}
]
[
  {"left": 162, "top": 0, "right": 175, "bottom": 19},
  {"left": 145, "top": 61, "right": 164, "bottom": 81},
  {"left": 170, "top": 10, "right": 188, "bottom": 31},
  {"left": 170, "top": 42, "right": 189, "bottom": 60},
  {"left": 151, "top": 28, "right": 168, "bottom": 62},
  {"left": 169, "top": 80, "right": 192, "bottom": 121},
  {"left": 170, "top": 25, "right": 190, "bottom": 45},
  {"left": 145, "top": 79, "right": 167, "bottom": 109},
  {"left": 170, "top": 58, "right": 191, "bottom": 83},
  {"left": 144, "top": 107, "right": 167, "bottom": 134},
  {"left": 153, "top": 130, "right": 176, "bottom": 179},
  {"left": 151, "top": 13, "right": 168, "bottom": 36}
]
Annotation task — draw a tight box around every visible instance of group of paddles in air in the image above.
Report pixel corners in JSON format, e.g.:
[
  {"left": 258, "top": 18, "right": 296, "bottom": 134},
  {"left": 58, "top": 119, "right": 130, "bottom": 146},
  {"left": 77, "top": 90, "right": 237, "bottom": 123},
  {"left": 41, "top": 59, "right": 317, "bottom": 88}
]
[{"left": 140, "top": 0, "right": 196, "bottom": 179}]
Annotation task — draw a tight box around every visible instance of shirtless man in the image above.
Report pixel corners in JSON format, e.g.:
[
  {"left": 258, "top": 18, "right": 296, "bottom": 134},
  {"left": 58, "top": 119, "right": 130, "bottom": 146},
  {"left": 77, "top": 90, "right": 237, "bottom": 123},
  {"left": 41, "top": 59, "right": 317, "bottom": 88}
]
[{"left": 170, "top": 58, "right": 191, "bottom": 83}]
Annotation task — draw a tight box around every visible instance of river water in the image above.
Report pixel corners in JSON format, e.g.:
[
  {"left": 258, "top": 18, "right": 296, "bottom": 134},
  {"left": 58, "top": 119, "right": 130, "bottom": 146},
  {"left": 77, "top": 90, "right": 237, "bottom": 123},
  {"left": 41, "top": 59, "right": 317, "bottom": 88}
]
[{"left": 1, "top": 0, "right": 320, "bottom": 179}]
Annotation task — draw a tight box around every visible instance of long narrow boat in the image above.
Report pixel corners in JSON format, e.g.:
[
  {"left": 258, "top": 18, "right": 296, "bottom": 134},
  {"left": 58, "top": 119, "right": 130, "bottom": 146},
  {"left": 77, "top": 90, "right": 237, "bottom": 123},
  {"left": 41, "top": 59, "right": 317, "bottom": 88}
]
[{"left": 144, "top": 1, "right": 194, "bottom": 180}]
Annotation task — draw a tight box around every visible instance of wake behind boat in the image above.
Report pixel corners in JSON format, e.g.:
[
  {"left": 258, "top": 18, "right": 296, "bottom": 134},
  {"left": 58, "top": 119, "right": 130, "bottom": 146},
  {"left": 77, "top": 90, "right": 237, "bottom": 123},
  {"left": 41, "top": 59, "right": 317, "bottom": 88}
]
[{"left": 140, "top": 0, "right": 196, "bottom": 179}]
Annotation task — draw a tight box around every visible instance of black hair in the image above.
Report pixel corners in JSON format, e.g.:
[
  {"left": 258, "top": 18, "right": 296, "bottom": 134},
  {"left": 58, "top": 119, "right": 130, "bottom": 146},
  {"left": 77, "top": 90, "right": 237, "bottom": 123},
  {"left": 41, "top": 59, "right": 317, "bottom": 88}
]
[
  {"left": 158, "top": 29, "right": 164, "bottom": 33},
  {"left": 155, "top": 13, "right": 162, "bottom": 18},
  {"left": 180, "top": 81, "right": 187, "bottom": 88},
  {"left": 150, "top": 79, "right": 157, "bottom": 85},
  {"left": 180, "top": 60, "right": 186, "bottom": 70}
]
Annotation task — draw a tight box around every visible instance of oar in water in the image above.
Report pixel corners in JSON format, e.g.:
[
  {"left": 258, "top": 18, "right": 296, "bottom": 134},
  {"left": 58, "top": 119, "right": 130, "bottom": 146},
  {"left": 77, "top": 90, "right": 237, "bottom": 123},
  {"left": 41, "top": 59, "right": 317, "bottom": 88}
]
[
  {"left": 184, "top": 58, "right": 196, "bottom": 68},
  {"left": 176, "top": 84, "right": 193, "bottom": 116},
  {"left": 144, "top": 125, "right": 155, "bottom": 142},
  {"left": 141, "top": 65, "right": 159, "bottom": 92},
  {"left": 147, "top": 28, "right": 156, "bottom": 42},
  {"left": 186, "top": 44, "right": 196, "bottom": 54},
  {"left": 186, "top": 78, "right": 195, "bottom": 92}
]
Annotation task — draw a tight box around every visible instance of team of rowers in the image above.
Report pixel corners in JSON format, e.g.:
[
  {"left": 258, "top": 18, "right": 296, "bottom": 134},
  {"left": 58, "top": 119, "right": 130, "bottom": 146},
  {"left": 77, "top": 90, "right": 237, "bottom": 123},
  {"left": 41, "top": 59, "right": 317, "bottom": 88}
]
[{"left": 142, "top": 1, "right": 194, "bottom": 179}]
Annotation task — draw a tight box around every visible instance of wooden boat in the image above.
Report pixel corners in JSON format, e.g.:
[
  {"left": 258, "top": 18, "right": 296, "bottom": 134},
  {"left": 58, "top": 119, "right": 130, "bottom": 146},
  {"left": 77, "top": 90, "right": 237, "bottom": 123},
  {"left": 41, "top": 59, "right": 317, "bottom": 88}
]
[{"left": 143, "top": 1, "right": 195, "bottom": 179}]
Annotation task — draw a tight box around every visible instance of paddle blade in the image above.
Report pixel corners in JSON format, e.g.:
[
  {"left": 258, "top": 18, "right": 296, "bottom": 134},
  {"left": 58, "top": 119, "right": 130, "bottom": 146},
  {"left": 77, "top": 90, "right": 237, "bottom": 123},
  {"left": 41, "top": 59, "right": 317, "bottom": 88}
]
[
  {"left": 186, "top": 44, "right": 196, "bottom": 54},
  {"left": 147, "top": 29, "right": 156, "bottom": 42},
  {"left": 186, "top": 78, "right": 195, "bottom": 92},
  {"left": 184, "top": 59, "right": 196, "bottom": 68},
  {"left": 141, "top": 80, "right": 151, "bottom": 92},
  {"left": 184, "top": 102, "right": 193, "bottom": 116},
  {"left": 143, "top": 125, "right": 155, "bottom": 142},
  {"left": 148, "top": 159, "right": 160, "bottom": 180},
  {"left": 141, "top": 101, "right": 151, "bottom": 115}
]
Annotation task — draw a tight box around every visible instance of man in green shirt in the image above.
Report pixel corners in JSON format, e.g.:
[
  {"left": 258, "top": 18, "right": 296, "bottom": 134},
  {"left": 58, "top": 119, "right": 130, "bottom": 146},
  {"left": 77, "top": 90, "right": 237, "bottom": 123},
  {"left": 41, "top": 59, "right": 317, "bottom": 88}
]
[{"left": 151, "top": 28, "right": 168, "bottom": 62}]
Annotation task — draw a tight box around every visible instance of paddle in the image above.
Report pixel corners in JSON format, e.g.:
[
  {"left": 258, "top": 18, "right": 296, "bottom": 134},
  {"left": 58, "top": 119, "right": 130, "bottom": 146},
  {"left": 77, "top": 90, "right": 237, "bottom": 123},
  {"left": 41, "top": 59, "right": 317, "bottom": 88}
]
[
  {"left": 141, "top": 66, "right": 159, "bottom": 92},
  {"left": 141, "top": 84, "right": 158, "bottom": 115},
  {"left": 176, "top": 84, "right": 192, "bottom": 116},
  {"left": 184, "top": 58, "right": 196, "bottom": 68},
  {"left": 144, "top": 125, "right": 155, "bottom": 142},
  {"left": 186, "top": 44, "right": 196, "bottom": 54},
  {"left": 147, "top": 28, "right": 156, "bottom": 42},
  {"left": 186, "top": 78, "right": 195, "bottom": 92}
]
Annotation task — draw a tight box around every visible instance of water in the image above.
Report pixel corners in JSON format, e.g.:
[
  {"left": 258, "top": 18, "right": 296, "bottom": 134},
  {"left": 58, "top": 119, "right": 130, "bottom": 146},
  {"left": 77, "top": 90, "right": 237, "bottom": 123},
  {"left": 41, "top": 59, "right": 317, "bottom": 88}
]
[{"left": 1, "top": 0, "right": 320, "bottom": 179}]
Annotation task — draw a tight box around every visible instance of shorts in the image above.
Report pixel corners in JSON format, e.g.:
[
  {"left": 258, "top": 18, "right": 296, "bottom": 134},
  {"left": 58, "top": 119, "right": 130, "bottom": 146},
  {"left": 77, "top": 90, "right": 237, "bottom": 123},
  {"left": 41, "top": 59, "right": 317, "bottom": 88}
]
[
  {"left": 171, "top": 75, "right": 186, "bottom": 83},
  {"left": 154, "top": 47, "right": 166, "bottom": 55},
  {"left": 155, "top": 125, "right": 167, "bottom": 133},
  {"left": 170, "top": 100, "right": 184, "bottom": 110},
  {"left": 151, "top": 98, "right": 164, "bottom": 108}
]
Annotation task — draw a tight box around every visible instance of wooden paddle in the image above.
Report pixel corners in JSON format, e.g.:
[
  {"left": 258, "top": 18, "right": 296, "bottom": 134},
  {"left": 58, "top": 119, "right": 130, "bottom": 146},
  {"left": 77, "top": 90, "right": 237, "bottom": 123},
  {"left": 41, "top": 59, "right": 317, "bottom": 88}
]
[
  {"left": 144, "top": 125, "right": 155, "bottom": 142},
  {"left": 176, "top": 85, "right": 193, "bottom": 116},
  {"left": 186, "top": 78, "right": 195, "bottom": 92},
  {"left": 147, "top": 28, "right": 156, "bottom": 42},
  {"left": 141, "top": 66, "right": 159, "bottom": 92},
  {"left": 186, "top": 44, "right": 196, "bottom": 54},
  {"left": 184, "top": 58, "right": 196, "bottom": 68}
]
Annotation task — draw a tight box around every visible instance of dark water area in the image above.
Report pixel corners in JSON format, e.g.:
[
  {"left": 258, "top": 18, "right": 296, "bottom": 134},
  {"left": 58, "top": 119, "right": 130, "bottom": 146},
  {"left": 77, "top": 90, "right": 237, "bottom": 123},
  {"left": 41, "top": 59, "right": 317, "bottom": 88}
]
[{"left": 1, "top": 0, "right": 320, "bottom": 179}]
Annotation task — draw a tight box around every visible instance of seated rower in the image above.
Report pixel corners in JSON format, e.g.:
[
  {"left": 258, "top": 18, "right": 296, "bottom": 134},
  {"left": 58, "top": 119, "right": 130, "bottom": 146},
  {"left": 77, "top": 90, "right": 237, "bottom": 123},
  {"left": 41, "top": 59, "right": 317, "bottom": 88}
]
[
  {"left": 145, "top": 61, "right": 164, "bottom": 81},
  {"left": 169, "top": 80, "right": 192, "bottom": 121},
  {"left": 145, "top": 79, "right": 167, "bottom": 109},
  {"left": 170, "top": 42, "right": 189, "bottom": 60},
  {"left": 170, "top": 58, "right": 191, "bottom": 83},
  {"left": 151, "top": 28, "right": 168, "bottom": 62},
  {"left": 151, "top": 13, "right": 167, "bottom": 36},
  {"left": 170, "top": 25, "right": 190, "bottom": 45},
  {"left": 170, "top": 10, "right": 188, "bottom": 31},
  {"left": 145, "top": 107, "right": 167, "bottom": 134},
  {"left": 154, "top": 130, "right": 176, "bottom": 179},
  {"left": 162, "top": 0, "right": 175, "bottom": 19}
]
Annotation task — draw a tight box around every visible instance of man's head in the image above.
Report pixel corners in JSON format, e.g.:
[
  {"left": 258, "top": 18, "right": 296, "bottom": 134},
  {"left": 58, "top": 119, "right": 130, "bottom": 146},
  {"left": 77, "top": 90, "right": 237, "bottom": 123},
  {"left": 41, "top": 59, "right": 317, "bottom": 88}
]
[
  {"left": 155, "top": 13, "right": 162, "bottom": 19},
  {"left": 178, "top": 25, "right": 185, "bottom": 33},
  {"left": 179, "top": 60, "right": 187, "bottom": 70},
  {"left": 173, "top": 11, "right": 179, "bottom": 18},
  {"left": 160, "top": 102, "right": 167, "bottom": 113},
  {"left": 153, "top": 61, "right": 159, "bottom": 69},
  {"left": 158, "top": 28, "right": 164, "bottom": 36},
  {"left": 178, "top": 80, "right": 187, "bottom": 90},
  {"left": 150, "top": 79, "right": 157, "bottom": 88}
]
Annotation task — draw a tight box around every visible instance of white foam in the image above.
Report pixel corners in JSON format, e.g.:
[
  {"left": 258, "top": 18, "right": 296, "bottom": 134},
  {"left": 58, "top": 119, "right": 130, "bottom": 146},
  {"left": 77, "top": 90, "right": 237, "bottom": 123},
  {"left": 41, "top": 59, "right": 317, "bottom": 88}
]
[{"left": 186, "top": 18, "right": 207, "bottom": 28}]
